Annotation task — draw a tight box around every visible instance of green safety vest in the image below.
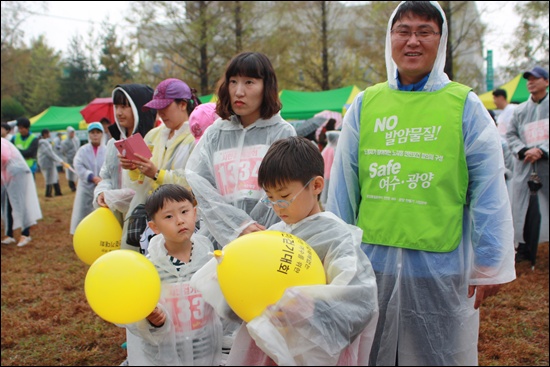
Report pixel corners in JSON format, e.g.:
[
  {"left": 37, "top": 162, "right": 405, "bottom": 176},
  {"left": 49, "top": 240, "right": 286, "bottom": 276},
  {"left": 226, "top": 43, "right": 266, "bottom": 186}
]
[
  {"left": 357, "top": 82, "right": 470, "bottom": 252},
  {"left": 13, "top": 133, "right": 37, "bottom": 169}
]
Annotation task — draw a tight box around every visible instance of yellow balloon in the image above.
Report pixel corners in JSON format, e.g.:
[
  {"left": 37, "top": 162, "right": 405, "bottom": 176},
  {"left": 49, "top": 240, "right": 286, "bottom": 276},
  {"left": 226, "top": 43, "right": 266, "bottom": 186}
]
[
  {"left": 215, "top": 230, "right": 326, "bottom": 322},
  {"left": 85, "top": 249, "right": 161, "bottom": 324},
  {"left": 73, "top": 207, "right": 122, "bottom": 265}
]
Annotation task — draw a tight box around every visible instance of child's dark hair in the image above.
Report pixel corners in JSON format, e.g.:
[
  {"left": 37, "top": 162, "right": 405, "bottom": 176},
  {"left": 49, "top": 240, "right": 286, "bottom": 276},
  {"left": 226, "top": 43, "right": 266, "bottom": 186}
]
[
  {"left": 145, "top": 184, "right": 195, "bottom": 220},
  {"left": 216, "top": 52, "right": 282, "bottom": 120},
  {"left": 113, "top": 89, "right": 130, "bottom": 106},
  {"left": 258, "top": 136, "right": 324, "bottom": 190},
  {"left": 391, "top": 1, "right": 444, "bottom": 32}
]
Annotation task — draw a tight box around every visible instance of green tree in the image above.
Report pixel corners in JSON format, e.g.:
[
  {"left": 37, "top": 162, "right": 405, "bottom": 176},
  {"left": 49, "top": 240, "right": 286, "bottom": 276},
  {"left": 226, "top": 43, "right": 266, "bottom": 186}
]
[
  {"left": 1, "top": 96, "right": 26, "bottom": 121},
  {"left": 20, "top": 36, "right": 62, "bottom": 115},
  {"left": 278, "top": 1, "right": 347, "bottom": 90},
  {"left": 97, "top": 25, "right": 135, "bottom": 96},
  {"left": 130, "top": 1, "right": 266, "bottom": 95},
  {"left": 58, "top": 35, "right": 98, "bottom": 106},
  {"left": 1, "top": 1, "right": 47, "bottom": 100},
  {"left": 504, "top": 1, "right": 549, "bottom": 74}
]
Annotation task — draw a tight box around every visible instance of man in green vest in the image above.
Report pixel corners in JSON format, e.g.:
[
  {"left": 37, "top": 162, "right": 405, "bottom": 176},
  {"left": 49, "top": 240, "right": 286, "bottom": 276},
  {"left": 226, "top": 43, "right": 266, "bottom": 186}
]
[
  {"left": 326, "top": 1, "right": 516, "bottom": 365},
  {"left": 6, "top": 117, "right": 39, "bottom": 247},
  {"left": 12, "top": 117, "right": 39, "bottom": 178}
]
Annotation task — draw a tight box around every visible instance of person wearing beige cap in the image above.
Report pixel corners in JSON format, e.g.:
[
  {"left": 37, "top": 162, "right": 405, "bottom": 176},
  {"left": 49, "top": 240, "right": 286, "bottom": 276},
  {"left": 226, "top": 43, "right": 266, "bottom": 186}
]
[{"left": 61, "top": 126, "right": 80, "bottom": 191}]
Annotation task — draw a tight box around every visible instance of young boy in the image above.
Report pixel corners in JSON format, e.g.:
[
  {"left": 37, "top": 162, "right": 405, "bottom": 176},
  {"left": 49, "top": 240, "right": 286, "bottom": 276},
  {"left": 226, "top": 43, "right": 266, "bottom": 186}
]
[
  {"left": 122, "top": 184, "right": 222, "bottom": 366},
  {"left": 192, "top": 136, "right": 379, "bottom": 365}
]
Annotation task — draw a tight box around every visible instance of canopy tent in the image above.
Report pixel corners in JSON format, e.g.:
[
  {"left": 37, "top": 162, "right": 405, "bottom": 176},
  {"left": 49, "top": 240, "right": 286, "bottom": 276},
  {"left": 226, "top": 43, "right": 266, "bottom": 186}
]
[
  {"left": 198, "top": 94, "right": 218, "bottom": 103},
  {"left": 30, "top": 106, "right": 87, "bottom": 132},
  {"left": 479, "top": 74, "right": 530, "bottom": 110},
  {"left": 199, "top": 85, "right": 362, "bottom": 122},
  {"left": 279, "top": 85, "right": 361, "bottom": 120}
]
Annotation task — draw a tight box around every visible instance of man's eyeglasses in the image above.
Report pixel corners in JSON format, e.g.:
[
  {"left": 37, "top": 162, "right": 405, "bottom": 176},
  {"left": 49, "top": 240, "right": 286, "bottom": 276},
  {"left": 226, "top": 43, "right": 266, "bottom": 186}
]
[
  {"left": 391, "top": 29, "right": 441, "bottom": 41},
  {"left": 261, "top": 178, "right": 314, "bottom": 209}
]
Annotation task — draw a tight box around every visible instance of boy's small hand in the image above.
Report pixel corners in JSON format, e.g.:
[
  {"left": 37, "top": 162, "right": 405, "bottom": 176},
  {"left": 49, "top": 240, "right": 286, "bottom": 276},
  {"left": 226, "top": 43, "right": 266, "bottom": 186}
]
[
  {"left": 265, "top": 288, "right": 315, "bottom": 326},
  {"left": 146, "top": 306, "right": 166, "bottom": 327},
  {"left": 96, "top": 192, "right": 108, "bottom": 208},
  {"left": 240, "top": 223, "right": 266, "bottom": 236}
]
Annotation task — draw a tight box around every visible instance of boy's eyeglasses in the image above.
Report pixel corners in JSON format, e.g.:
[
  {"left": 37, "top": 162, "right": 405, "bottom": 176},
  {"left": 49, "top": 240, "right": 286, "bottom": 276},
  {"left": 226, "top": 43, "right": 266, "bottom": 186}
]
[{"left": 261, "top": 178, "right": 314, "bottom": 209}]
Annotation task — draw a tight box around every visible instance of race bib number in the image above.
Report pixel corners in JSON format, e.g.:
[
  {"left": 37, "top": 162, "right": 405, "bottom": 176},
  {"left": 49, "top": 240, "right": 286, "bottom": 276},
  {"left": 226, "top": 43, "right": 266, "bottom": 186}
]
[
  {"left": 162, "top": 283, "right": 208, "bottom": 332},
  {"left": 523, "top": 119, "right": 549, "bottom": 146},
  {"left": 213, "top": 145, "right": 268, "bottom": 197}
]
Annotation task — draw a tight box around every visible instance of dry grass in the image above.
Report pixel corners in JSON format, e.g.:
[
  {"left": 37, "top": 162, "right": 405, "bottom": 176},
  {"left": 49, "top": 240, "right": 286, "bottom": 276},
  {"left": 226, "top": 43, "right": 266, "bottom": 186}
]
[{"left": 1, "top": 173, "right": 549, "bottom": 366}]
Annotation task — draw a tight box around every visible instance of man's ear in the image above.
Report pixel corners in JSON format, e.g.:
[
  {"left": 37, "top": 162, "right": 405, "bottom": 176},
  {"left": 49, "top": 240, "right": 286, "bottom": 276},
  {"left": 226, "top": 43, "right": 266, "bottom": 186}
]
[{"left": 148, "top": 220, "right": 161, "bottom": 235}]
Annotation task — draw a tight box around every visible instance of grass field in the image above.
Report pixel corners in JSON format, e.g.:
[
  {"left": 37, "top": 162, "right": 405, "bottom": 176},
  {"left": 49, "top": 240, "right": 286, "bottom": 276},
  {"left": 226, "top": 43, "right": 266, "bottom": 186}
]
[{"left": 1, "top": 172, "right": 548, "bottom": 366}]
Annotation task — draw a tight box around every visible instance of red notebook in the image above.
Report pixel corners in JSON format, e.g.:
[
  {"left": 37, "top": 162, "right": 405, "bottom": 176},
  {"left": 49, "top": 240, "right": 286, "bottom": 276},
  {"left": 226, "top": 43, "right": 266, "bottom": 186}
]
[{"left": 114, "top": 134, "right": 152, "bottom": 161}]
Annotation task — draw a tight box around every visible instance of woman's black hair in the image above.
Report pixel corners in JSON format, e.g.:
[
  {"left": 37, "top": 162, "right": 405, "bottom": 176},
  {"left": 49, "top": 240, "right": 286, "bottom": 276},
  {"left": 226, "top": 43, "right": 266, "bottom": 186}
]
[{"left": 216, "top": 52, "right": 282, "bottom": 121}]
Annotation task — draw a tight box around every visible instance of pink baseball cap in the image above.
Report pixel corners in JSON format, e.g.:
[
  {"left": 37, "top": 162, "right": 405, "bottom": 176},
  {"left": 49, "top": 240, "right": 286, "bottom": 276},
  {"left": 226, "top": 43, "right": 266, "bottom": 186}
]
[
  {"left": 142, "top": 78, "right": 192, "bottom": 111},
  {"left": 189, "top": 103, "right": 218, "bottom": 143}
]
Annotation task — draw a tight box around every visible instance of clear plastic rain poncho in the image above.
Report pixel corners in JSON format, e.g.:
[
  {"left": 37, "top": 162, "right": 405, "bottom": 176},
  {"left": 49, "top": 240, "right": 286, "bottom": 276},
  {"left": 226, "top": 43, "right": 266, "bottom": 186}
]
[
  {"left": 37, "top": 138, "right": 64, "bottom": 185},
  {"left": 123, "top": 233, "right": 223, "bottom": 366},
  {"left": 69, "top": 143, "right": 107, "bottom": 234},
  {"left": 184, "top": 113, "right": 296, "bottom": 248},
  {"left": 326, "top": 1, "right": 516, "bottom": 365},
  {"left": 506, "top": 95, "right": 549, "bottom": 244},
  {"left": 191, "top": 212, "right": 379, "bottom": 366},
  {"left": 1, "top": 138, "right": 42, "bottom": 231}
]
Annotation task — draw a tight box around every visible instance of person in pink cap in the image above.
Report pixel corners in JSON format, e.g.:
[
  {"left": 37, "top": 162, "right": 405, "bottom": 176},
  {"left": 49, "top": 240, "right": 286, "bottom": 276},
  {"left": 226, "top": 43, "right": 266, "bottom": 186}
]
[
  {"left": 117, "top": 78, "right": 202, "bottom": 253},
  {"left": 189, "top": 102, "right": 219, "bottom": 144}
]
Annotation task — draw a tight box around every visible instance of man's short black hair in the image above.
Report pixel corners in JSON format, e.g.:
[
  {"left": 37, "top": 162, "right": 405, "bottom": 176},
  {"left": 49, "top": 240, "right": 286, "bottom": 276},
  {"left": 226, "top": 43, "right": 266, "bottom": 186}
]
[
  {"left": 392, "top": 1, "right": 444, "bottom": 32},
  {"left": 16, "top": 117, "right": 31, "bottom": 129},
  {"left": 492, "top": 89, "right": 507, "bottom": 99}
]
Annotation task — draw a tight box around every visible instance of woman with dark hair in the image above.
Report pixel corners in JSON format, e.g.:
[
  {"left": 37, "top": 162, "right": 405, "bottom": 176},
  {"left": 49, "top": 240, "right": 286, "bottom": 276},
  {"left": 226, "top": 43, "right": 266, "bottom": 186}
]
[
  {"left": 184, "top": 52, "right": 296, "bottom": 356},
  {"left": 186, "top": 52, "right": 296, "bottom": 249},
  {"left": 93, "top": 84, "right": 156, "bottom": 250}
]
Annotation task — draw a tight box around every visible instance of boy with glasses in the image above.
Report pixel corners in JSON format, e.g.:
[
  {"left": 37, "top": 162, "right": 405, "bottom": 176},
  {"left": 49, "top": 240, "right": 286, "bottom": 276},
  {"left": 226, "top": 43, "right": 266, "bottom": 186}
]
[{"left": 194, "top": 136, "right": 379, "bottom": 365}]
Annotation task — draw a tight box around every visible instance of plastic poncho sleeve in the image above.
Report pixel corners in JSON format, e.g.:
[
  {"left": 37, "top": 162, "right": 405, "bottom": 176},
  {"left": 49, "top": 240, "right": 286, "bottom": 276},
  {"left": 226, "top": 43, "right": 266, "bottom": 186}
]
[
  {"left": 94, "top": 139, "right": 120, "bottom": 200},
  {"left": 40, "top": 140, "right": 65, "bottom": 164},
  {"left": 73, "top": 146, "right": 94, "bottom": 182},
  {"left": 461, "top": 93, "right": 516, "bottom": 282},
  {"left": 121, "top": 303, "right": 183, "bottom": 366}
]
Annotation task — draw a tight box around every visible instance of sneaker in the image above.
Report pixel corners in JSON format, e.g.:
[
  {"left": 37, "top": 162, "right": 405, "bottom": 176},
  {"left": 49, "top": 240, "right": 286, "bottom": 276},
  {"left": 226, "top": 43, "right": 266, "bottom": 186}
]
[
  {"left": 1, "top": 236, "right": 16, "bottom": 245},
  {"left": 119, "top": 357, "right": 129, "bottom": 366},
  {"left": 17, "top": 236, "right": 31, "bottom": 247}
]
